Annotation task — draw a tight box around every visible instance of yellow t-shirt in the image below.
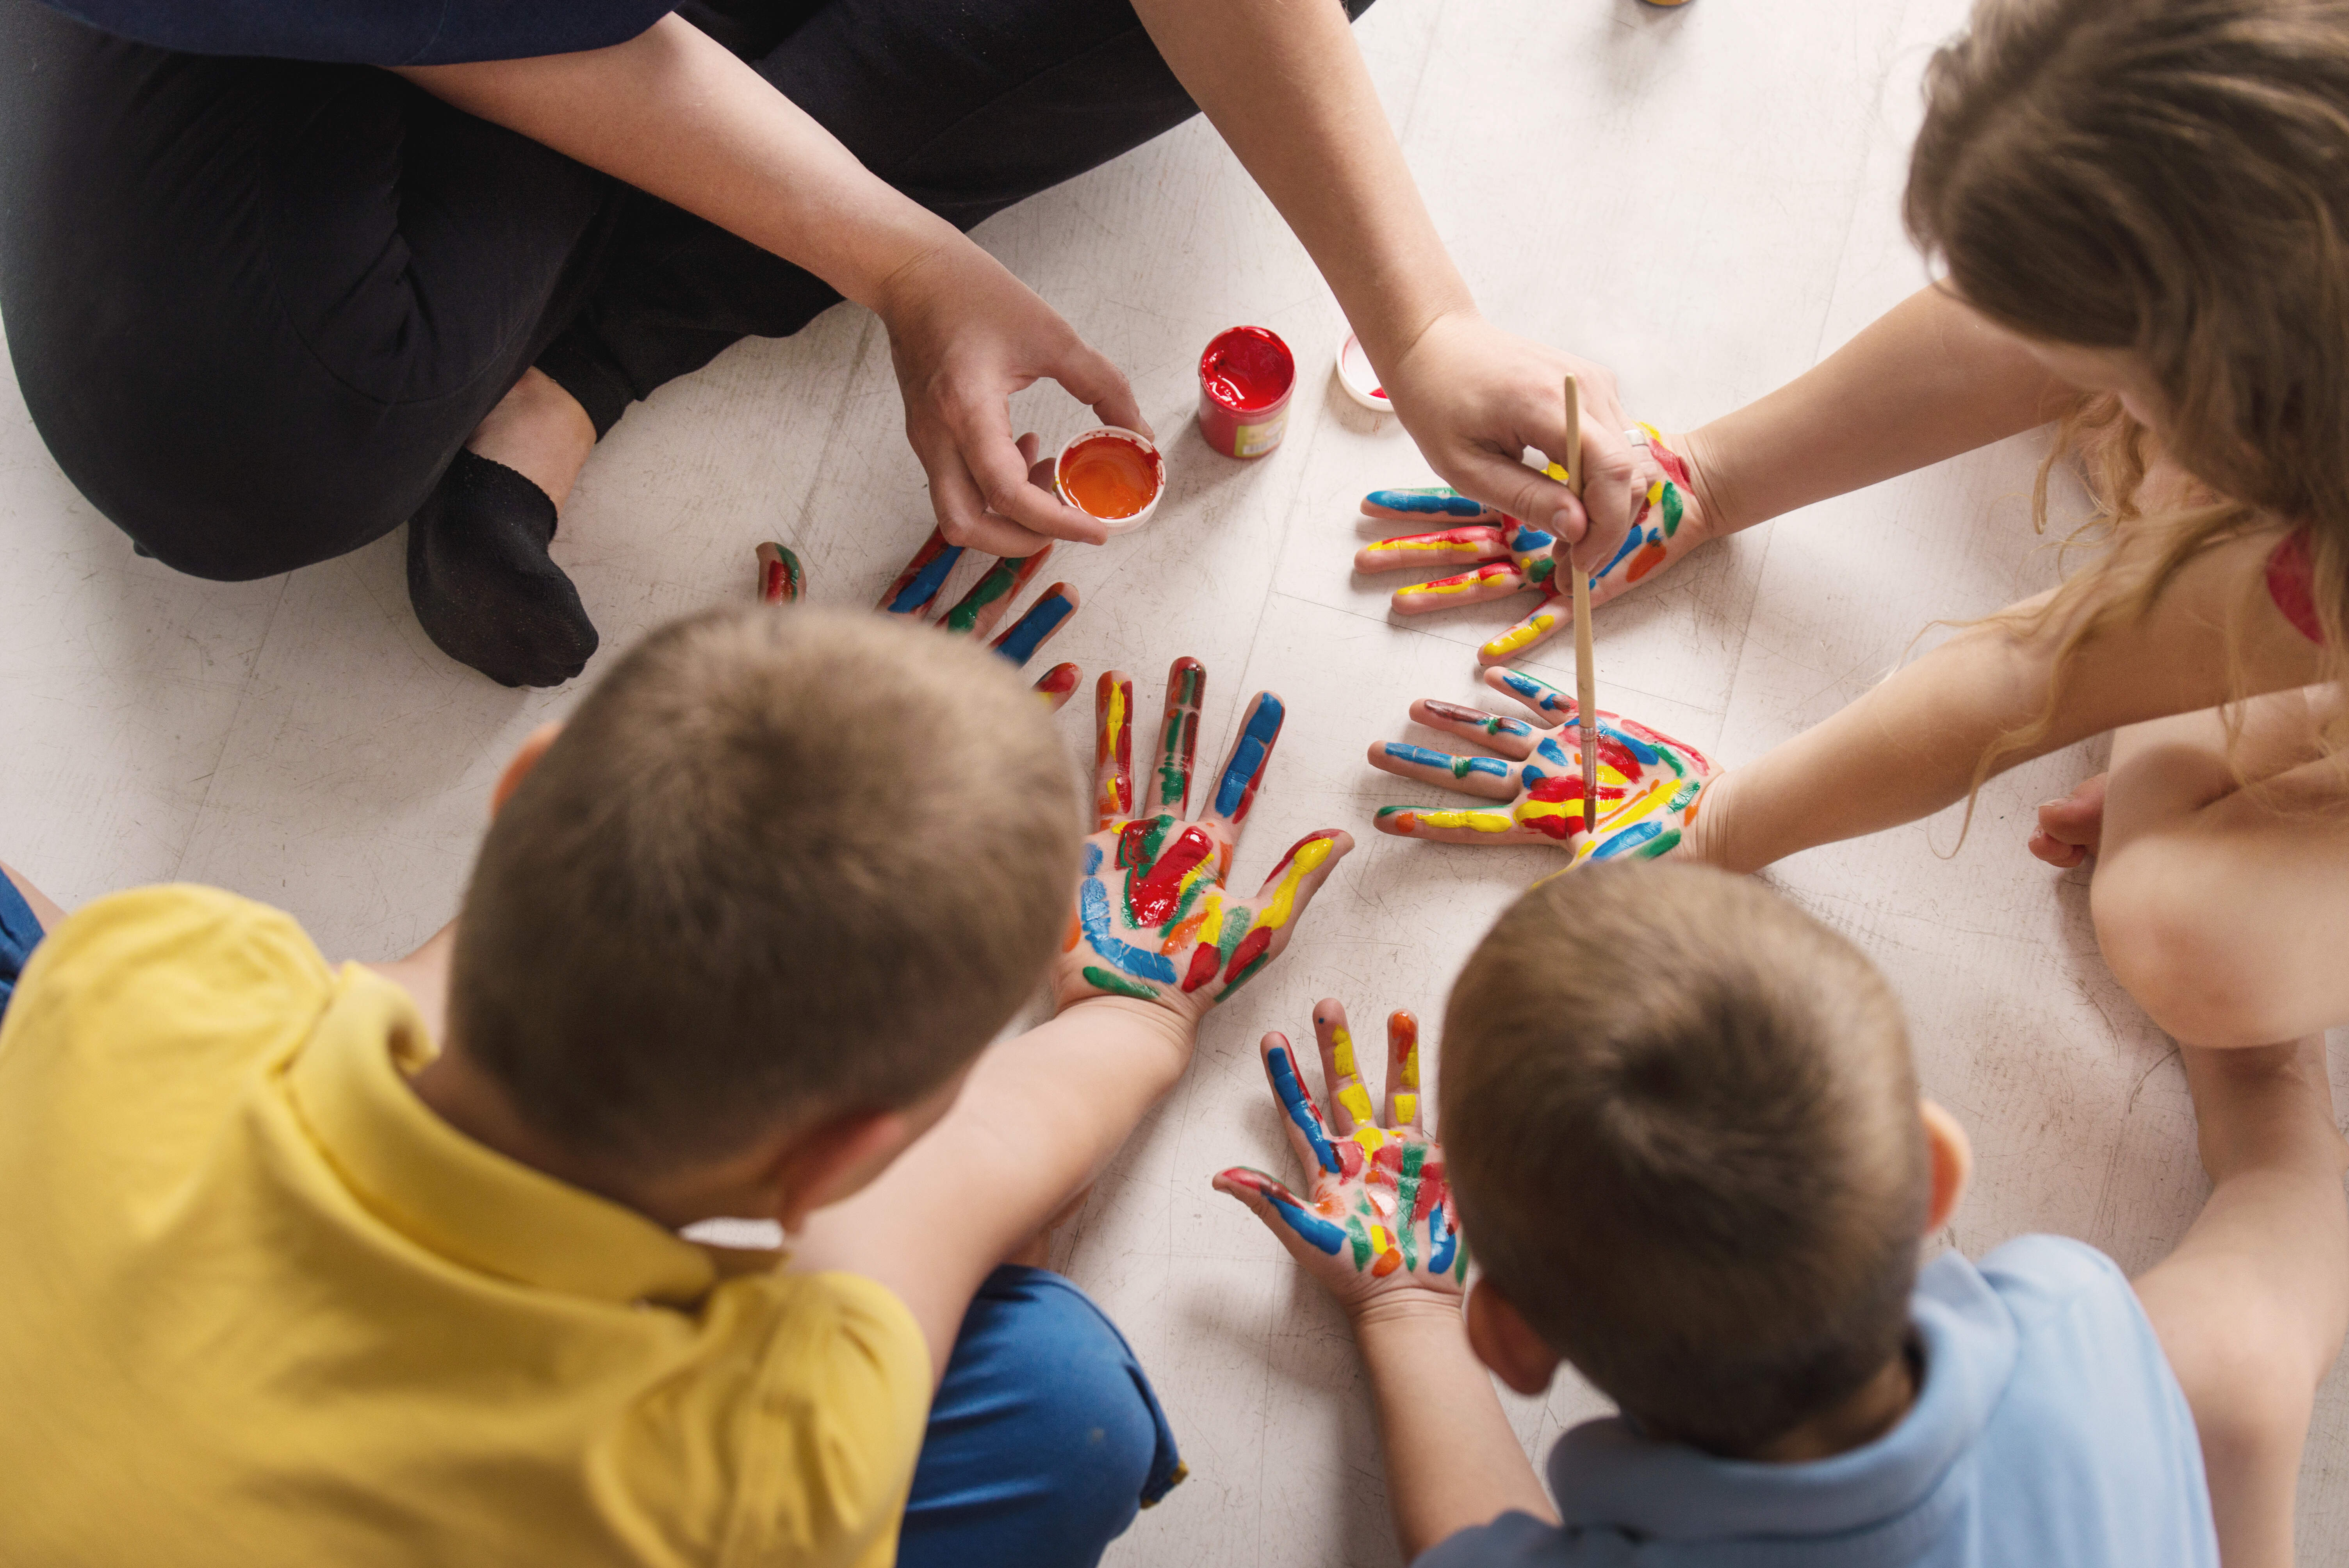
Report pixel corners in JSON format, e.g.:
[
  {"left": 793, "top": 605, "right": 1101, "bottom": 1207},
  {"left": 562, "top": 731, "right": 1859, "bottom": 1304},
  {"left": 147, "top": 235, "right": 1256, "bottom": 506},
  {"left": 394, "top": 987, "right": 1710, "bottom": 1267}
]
[{"left": 0, "top": 886, "right": 932, "bottom": 1568}]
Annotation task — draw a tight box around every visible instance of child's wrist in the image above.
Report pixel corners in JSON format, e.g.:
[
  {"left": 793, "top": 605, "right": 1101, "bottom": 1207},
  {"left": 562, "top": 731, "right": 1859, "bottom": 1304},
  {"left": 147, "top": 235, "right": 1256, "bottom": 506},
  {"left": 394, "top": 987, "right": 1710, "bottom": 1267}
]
[
  {"left": 1051, "top": 992, "right": 1197, "bottom": 1064},
  {"left": 1677, "top": 422, "right": 1758, "bottom": 538},
  {"left": 1347, "top": 1286, "right": 1469, "bottom": 1337}
]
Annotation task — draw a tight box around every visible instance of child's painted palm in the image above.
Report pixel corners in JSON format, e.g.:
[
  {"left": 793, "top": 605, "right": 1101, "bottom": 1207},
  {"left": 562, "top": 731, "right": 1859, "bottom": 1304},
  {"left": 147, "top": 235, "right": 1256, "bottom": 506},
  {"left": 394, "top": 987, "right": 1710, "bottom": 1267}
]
[
  {"left": 1367, "top": 666, "right": 1716, "bottom": 863},
  {"left": 1053, "top": 660, "right": 1353, "bottom": 1022},
  {"left": 1353, "top": 426, "right": 1707, "bottom": 665},
  {"left": 1214, "top": 1001, "right": 1465, "bottom": 1311}
]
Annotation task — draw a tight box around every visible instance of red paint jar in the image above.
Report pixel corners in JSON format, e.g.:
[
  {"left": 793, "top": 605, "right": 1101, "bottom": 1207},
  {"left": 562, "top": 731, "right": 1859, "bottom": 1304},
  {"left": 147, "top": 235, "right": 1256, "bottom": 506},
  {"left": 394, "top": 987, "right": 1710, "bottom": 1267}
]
[{"left": 1196, "top": 326, "right": 1296, "bottom": 460}]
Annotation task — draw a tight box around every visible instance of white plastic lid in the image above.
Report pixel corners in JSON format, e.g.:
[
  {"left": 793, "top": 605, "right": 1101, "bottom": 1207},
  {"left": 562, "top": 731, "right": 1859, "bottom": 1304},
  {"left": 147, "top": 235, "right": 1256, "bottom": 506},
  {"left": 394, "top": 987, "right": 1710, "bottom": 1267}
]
[{"left": 1335, "top": 332, "right": 1392, "bottom": 412}]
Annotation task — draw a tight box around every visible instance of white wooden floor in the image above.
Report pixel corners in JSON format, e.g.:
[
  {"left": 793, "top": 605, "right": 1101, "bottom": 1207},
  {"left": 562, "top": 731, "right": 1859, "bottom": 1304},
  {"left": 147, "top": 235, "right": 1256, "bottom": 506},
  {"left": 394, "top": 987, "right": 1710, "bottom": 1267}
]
[{"left": 4, "top": 0, "right": 2345, "bottom": 1561}]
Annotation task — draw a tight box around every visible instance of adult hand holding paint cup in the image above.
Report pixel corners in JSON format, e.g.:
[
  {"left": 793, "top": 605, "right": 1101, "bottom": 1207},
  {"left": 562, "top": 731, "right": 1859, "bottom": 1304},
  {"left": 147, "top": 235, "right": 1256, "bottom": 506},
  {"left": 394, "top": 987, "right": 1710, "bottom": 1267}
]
[{"left": 872, "top": 237, "right": 1153, "bottom": 556}]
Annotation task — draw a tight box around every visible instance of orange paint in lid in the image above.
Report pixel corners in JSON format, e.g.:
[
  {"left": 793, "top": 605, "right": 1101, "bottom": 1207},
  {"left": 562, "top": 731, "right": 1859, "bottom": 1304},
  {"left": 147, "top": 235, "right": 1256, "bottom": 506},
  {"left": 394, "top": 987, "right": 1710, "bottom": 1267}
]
[{"left": 1055, "top": 426, "right": 1164, "bottom": 531}]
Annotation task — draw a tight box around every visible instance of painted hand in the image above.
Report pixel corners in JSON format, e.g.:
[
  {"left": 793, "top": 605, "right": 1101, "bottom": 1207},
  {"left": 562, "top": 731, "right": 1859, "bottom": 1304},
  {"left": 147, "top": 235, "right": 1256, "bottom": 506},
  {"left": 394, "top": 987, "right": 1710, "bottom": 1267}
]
[
  {"left": 879, "top": 433, "right": 1083, "bottom": 711},
  {"left": 1052, "top": 661, "right": 1354, "bottom": 1021},
  {"left": 1353, "top": 426, "right": 1708, "bottom": 665},
  {"left": 1368, "top": 666, "right": 1716, "bottom": 863},
  {"left": 1214, "top": 1001, "right": 1465, "bottom": 1312},
  {"left": 1371, "top": 309, "right": 1640, "bottom": 573},
  {"left": 874, "top": 238, "right": 1147, "bottom": 556}
]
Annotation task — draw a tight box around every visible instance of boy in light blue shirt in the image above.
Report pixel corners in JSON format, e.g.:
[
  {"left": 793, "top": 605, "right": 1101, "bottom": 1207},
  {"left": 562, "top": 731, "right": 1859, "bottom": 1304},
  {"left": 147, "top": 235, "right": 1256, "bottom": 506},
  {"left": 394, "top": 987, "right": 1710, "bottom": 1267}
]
[{"left": 1213, "top": 863, "right": 2347, "bottom": 1566}]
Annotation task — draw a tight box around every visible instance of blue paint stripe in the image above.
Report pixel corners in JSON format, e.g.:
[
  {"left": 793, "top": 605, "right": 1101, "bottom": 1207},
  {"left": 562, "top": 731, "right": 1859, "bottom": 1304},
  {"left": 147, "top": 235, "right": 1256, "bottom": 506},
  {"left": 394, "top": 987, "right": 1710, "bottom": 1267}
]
[
  {"left": 1594, "top": 524, "right": 1649, "bottom": 582},
  {"left": 1427, "top": 1205, "right": 1459, "bottom": 1276},
  {"left": 1078, "top": 876, "right": 1178, "bottom": 983},
  {"left": 1606, "top": 723, "right": 1662, "bottom": 768},
  {"left": 885, "top": 545, "right": 964, "bottom": 615},
  {"left": 1270, "top": 1188, "right": 1349, "bottom": 1255},
  {"left": 1589, "top": 820, "right": 1666, "bottom": 861},
  {"left": 1381, "top": 743, "right": 1506, "bottom": 781},
  {"left": 1269, "top": 1046, "right": 1342, "bottom": 1174},
  {"left": 992, "top": 590, "right": 1075, "bottom": 665},
  {"left": 1212, "top": 694, "right": 1285, "bottom": 818},
  {"left": 1498, "top": 670, "right": 1563, "bottom": 714},
  {"left": 1365, "top": 486, "right": 1487, "bottom": 517},
  {"left": 1535, "top": 736, "right": 1570, "bottom": 767}
]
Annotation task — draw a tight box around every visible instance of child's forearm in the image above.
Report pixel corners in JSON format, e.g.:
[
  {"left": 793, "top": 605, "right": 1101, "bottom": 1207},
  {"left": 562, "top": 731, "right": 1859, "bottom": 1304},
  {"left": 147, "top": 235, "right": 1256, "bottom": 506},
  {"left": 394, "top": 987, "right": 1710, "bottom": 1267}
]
[
  {"left": 945, "top": 998, "right": 1194, "bottom": 1240},
  {"left": 787, "top": 998, "right": 1192, "bottom": 1379},
  {"left": 1352, "top": 1297, "right": 1556, "bottom": 1560},
  {"left": 1695, "top": 528, "right": 2326, "bottom": 872},
  {"left": 1688, "top": 286, "right": 2066, "bottom": 536}
]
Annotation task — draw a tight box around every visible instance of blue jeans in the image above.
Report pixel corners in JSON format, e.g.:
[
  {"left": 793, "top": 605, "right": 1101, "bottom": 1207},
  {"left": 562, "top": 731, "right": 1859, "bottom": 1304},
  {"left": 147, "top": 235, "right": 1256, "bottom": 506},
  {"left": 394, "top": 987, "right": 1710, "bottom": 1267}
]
[
  {"left": 0, "top": 870, "right": 42, "bottom": 1021},
  {"left": 903, "top": 1265, "right": 1184, "bottom": 1568}
]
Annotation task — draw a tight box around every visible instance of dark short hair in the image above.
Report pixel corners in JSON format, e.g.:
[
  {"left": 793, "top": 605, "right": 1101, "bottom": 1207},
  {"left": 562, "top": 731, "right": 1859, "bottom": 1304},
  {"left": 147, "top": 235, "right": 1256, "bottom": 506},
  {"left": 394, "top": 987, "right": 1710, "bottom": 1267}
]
[
  {"left": 1442, "top": 863, "right": 1927, "bottom": 1455},
  {"left": 447, "top": 606, "right": 1081, "bottom": 1176}
]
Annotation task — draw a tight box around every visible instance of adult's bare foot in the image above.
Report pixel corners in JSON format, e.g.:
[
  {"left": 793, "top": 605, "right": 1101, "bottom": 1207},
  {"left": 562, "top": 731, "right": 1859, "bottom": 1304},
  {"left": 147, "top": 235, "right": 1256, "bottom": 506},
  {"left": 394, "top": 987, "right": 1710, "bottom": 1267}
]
[
  {"left": 464, "top": 367, "right": 595, "bottom": 509},
  {"left": 2029, "top": 773, "right": 2108, "bottom": 868}
]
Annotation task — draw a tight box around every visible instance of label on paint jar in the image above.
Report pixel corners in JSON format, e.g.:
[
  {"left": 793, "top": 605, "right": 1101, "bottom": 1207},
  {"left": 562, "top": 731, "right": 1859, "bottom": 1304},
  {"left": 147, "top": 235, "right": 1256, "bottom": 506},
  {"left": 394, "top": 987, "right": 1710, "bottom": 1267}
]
[{"left": 1232, "top": 409, "right": 1289, "bottom": 459}]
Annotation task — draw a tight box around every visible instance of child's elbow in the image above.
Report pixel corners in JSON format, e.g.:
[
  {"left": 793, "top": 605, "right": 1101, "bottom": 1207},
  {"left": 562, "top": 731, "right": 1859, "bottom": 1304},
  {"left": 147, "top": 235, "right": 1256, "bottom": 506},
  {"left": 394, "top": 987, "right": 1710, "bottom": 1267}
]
[{"left": 2091, "top": 866, "right": 2299, "bottom": 1047}]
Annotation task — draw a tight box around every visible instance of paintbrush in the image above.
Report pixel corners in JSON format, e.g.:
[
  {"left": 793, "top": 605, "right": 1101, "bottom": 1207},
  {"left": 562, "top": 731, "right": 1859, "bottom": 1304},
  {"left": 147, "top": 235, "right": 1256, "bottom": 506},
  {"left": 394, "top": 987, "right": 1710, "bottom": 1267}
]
[{"left": 1563, "top": 376, "right": 1599, "bottom": 846}]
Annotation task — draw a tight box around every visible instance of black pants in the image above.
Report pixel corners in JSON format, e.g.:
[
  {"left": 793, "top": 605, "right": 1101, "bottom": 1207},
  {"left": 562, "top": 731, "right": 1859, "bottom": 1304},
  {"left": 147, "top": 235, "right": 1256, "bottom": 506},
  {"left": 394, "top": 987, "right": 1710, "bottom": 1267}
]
[{"left": 0, "top": 0, "right": 1362, "bottom": 581}]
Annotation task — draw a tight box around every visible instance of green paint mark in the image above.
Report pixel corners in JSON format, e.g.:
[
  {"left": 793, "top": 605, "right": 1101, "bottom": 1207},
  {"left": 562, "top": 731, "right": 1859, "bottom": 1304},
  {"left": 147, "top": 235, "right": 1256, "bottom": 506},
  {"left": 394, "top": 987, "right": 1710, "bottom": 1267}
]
[
  {"left": 943, "top": 556, "right": 1026, "bottom": 633},
  {"left": 1634, "top": 829, "right": 1682, "bottom": 860},
  {"left": 1344, "top": 1212, "right": 1374, "bottom": 1271},
  {"left": 1168, "top": 873, "right": 1211, "bottom": 928},
  {"left": 1217, "top": 909, "right": 1254, "bottom": 970},
  {"left": 1082, "top": 966, "right": 1161, "bottom": 1001},
  {"left": 1659, "top": 484, "right": 1683, "bottom": 538},
  {"left": 1397, "top": 1144, "right": 1425, "bottom": 1272},
  {"left": 1454, "top": 1238, "right": 1471, "bottom": 1284},
  {"left": 1221, "top": 948, "right": 1273, "bottom": 996},
  {"left": 1526, "top": 555, "right": 1556, "bottom": 583}
]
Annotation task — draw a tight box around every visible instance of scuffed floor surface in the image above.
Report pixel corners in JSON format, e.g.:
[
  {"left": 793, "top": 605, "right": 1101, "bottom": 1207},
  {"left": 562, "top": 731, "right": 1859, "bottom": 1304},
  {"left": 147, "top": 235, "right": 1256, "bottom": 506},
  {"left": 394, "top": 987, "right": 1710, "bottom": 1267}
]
[{"left": 2, "top": 0, "right": 2342, "bottom": 1562}]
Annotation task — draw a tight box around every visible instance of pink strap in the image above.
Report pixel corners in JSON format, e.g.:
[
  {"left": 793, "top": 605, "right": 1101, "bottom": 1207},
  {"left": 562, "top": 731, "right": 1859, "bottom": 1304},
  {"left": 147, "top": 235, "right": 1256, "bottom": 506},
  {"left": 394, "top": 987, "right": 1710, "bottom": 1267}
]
[{"left": 2266, "top": 530, "right": 2324, "bottom": 643}]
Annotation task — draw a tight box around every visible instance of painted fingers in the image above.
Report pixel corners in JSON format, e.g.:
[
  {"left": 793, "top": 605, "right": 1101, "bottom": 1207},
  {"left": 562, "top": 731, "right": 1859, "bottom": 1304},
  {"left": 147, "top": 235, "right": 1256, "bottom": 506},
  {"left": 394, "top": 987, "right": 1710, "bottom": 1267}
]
[
  {"left": 1145, "top": 657, "right": 1206, "bottom": 819},
  {"left": 1093, "top": 670, "right": 1137, "bottom": 828},
  {"left": 1212, "top": 1001, "right": 1463, "bottom": 1291},
  {"left": 1193, "top": 829, "right": 1351, "bottom": 1001},
  {"left": 1199, "top": 691, "right": 1287, "bottom": 844},
  {"left": 879, "top": 433, "right": 1082, "bottom": 668},
  {"left": 754, "top": 541, "right": 805, "bottom": 605},
  {"left": 1370, "top": 667, "right": 1719, "bottom": 862}
]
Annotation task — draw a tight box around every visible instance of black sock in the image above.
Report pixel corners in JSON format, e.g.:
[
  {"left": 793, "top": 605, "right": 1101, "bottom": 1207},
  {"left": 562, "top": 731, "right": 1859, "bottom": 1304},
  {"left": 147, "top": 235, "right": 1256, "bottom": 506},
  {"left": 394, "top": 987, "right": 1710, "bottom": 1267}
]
[{"left": 406, "top": 452, "right": 599, "bottom": 688}]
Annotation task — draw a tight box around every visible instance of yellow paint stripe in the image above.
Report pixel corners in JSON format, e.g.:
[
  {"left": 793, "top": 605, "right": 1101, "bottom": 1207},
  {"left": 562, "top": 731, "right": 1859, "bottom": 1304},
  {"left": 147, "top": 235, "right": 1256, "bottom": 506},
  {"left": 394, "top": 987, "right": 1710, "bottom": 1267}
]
[
  {"left": 1481, "top": 611, "right": 1558, "bottom": 659},
  {"left": 1253, "top": 835, "right": 1335, "bottom": 930},
  {"left": 1412, "top": 808, "right": 1517, "bottom": 834},
  {"left": 1330, "top": 1025, "right": 1358, "bottom": 1078}
]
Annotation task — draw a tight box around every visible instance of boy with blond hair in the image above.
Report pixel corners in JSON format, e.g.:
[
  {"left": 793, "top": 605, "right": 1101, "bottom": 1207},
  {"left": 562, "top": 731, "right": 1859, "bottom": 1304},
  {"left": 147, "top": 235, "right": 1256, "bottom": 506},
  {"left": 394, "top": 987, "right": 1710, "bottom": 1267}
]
[
  {"left": 1218, "top": 862, "right": 2347, "bottom": 1568},
  {"left": 0, "top": 605, "right": 1349, "bottom": 1568}
]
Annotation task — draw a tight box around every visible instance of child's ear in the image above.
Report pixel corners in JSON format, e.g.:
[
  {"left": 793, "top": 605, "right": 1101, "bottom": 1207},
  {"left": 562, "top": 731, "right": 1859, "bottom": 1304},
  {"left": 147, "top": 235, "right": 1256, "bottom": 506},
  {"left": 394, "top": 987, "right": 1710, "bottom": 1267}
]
[
  {"left": 1920, "top": 1099, "right": 1973, "bottom": 1235},
  {"left": 765, "top": 1110, "right": 923, "bottom": 1233},
  {"left": 1465, "top": 1277, "right": 1561, "bottom": 1397},
  {"left": 490, "top": 722, "right": 565, "bottom": 816}
]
